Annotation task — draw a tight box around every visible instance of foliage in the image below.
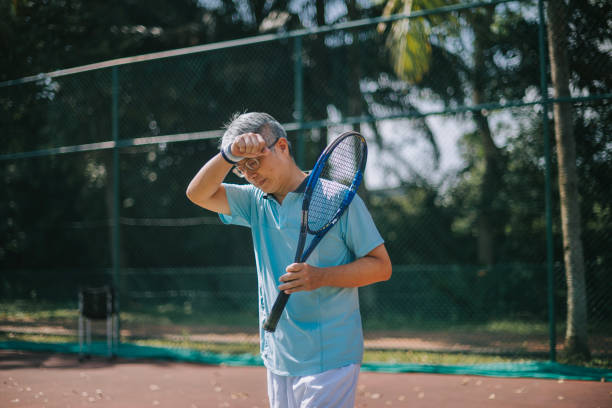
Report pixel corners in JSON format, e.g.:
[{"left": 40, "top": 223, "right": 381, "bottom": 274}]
[
  {"left": 377, "top": 0, "right": 460, "bottom": 83},
  {"left": 0, "top": 0, "right": 610, "bottom": 358}
]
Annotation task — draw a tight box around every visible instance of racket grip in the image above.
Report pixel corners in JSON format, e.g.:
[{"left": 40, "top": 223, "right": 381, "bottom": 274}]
[{"left": 263, "top": 292, "right": 290, "bottom": 332}]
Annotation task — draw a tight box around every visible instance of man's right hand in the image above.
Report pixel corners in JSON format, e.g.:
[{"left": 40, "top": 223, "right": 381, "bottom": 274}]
[{"left": 230, "top": 132, "right": 269, "bottom": 159}]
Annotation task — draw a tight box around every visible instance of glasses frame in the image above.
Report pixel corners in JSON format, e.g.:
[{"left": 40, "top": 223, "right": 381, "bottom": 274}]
[{"left": 232, "top": 136, "right": 280, "bottom": 178}]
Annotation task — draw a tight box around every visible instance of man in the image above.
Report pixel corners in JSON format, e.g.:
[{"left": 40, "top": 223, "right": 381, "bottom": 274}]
[{"left": 186, "top": 112, "right": 391, "bottom": 407}]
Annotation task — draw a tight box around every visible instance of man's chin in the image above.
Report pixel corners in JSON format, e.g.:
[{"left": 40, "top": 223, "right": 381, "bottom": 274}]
[{"left": 252, "top": 178, "right": 267, "bottom": 189}]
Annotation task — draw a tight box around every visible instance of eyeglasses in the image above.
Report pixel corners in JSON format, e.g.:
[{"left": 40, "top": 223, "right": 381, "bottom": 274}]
[
  {"left": 232, "top": 157, "right": 261, "bottom": 178},
  {"left": 232, "top": 136, "right": 280, "bottom": 178}
]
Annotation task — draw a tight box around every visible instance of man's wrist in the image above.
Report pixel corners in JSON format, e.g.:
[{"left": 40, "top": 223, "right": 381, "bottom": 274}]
[{"left": 220, "top": 144, "right": 241, "bottom": 164}]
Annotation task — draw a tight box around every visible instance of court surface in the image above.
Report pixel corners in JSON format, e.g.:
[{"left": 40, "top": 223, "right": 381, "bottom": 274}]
[{"left": 1, "top": 349, "right": 609, "bottom": 408}]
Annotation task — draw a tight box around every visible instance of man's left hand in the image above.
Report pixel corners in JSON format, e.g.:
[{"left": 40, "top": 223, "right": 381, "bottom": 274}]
[{"left": 278, "top": 263, "right": 323, "bottom": 294}]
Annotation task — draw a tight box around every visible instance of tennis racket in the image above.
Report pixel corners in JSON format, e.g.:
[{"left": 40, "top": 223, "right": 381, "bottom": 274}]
[{"left": 262, "top": 130, "right": 368, "bottom": 332}]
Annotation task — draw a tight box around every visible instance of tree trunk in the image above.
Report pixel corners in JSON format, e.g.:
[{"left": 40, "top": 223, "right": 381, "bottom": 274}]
[
  {"left": 315, "top": 0, "right": 325, "bottom": 27},
  {"left": 472, "top": 8, "right": 500, "bottom": 266},
  {"left": 545, "top": 0, "right": 590, "bottom": 361},
  {"left": 473, "top": 91, "right": 498, "bottom": 267}
]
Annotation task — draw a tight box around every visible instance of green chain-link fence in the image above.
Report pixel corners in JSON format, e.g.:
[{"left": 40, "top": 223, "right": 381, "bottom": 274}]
[{"left": 1, "top": 0, "right": 610, "bottom": 372}]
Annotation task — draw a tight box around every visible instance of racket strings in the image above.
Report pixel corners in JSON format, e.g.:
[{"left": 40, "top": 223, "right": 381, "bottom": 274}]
[{"left": 308, "top": 137, "right": 365, "bottom": 233}]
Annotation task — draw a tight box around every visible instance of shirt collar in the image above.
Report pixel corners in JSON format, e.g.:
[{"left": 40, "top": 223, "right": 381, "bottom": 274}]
[{"left": 263, "top": 172, "right": 309, "bottom": 200}]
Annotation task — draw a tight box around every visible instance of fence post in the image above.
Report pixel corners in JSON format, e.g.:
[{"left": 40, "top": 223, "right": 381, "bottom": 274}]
[
  {"left": 294, "top": 35, "right": 305, "bottom": 168},
  {"left": 111, "top": 65, "right": 121, "bottom": 349},
  {"left": 538, "top": 0, "right": 556, "bottom": 363}
]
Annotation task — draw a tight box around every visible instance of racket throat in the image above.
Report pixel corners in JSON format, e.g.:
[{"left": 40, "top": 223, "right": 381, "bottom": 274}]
[{"left": 294, "top": 212, "right": 308, "bottom": 263}]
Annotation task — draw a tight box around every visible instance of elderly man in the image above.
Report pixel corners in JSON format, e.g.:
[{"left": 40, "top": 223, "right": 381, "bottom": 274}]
[{"left": 187, "top": 112, "right": 391, "bottom": 408}]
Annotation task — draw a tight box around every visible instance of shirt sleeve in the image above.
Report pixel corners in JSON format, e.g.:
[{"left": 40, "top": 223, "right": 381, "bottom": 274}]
[
  {"left": 218, "top": 183, "right": 257, "bottom": 227},
  {"left": 342, "top": 195, "right": 384, "bottom": 258}
]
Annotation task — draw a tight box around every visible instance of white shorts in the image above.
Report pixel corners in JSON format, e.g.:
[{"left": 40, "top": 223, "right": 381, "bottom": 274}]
[{"left": 267, "top": 364, "right": 360, "bottom": 408}]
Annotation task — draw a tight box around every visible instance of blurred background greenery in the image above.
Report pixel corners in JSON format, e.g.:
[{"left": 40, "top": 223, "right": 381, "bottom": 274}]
[{"left": 1, "top": 0, "right": 610, "bottom": 368}]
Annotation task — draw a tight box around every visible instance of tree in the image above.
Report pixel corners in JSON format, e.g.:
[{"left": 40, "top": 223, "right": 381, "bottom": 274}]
[
  {"left": 545, "top": 0, "right": 590, "bottom": 361},
  {"left": 377, "top": 0, "right": 541, "bottom": 265},
  {"left": 467, "top": 6, "right": 506, "bottom": 266}
]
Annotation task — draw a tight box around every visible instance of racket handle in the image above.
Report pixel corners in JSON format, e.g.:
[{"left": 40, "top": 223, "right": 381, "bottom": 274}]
[{"left": 263, "top": 292, "right": 290, "bottom": 332}]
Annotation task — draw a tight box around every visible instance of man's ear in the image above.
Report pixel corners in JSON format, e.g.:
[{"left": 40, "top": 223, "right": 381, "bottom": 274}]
[{"left": 276, "top": 137, "right": 290, "bottom": 155}]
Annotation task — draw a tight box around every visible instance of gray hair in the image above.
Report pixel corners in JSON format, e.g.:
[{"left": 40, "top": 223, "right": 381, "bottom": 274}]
[{"left": 220, "top": 112, "right": 288, "bottom": 152}]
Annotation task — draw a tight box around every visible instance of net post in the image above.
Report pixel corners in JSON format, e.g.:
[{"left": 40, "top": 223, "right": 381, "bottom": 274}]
[{"left": 111, "top": 65, "right": 121, "bottom": 351}]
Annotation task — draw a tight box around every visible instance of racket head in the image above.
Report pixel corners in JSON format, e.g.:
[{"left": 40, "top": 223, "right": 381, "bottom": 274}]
[{"left": 304, "top": 131, "right": 367, "bottom": 235}]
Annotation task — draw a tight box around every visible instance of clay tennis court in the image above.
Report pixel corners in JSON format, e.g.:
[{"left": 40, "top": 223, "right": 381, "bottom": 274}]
[{"left": 2, "top": 349, "right": 610, "bottom": 408}]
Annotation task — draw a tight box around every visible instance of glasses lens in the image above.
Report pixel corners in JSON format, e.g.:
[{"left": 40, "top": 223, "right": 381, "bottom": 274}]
[
  {"left": 244, "top": 158, "right": 259, "bottom": 171},
  {"left": 232, "top": 158, "right": 260, "bottom": 178}
]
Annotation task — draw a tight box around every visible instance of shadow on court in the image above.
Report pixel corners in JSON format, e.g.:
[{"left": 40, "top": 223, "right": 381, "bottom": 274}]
[{"left": 1, "top": 350, "right": 610, "bottom": 408}]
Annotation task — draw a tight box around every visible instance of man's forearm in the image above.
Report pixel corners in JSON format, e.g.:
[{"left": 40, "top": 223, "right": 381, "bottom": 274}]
[
  {"left": 319, "top": 244, "right": 392, "bottom": 288},
  {"left": 279, "top": 244, "right": 392, "bottom": 293},
  {"left": 186, "top": 153, "right": 232, "bottom": 214}
]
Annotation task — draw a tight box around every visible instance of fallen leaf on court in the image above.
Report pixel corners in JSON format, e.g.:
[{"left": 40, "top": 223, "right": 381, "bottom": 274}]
[
  {"left": 11, "top": 399, "right": 19, "bottom": 403},
  {"left": 475, "top": 380, "right": 482, "bottom": 386},
  {"left": 488, "top": 394, "right": 495, "bottom": 399},
  {"left": 152, "top": 400, "right": 160, "bottom": 405},
  {"left": 557, "top": 395, "right": 565, "bottom": 400},
  {"left": 398, "top": 395, "right": 406, "bottom": 401},
  {"left": 461, "top": 377, "right": 469, "bottom": 385},
  {"left": 557, "top": 379, "right": 564, "bottom": 383},
  {"left": 514, "top": 387, "right": 526, "bottom": 394},
  {"left": 149, "top": 384, "right": 160, "bottom": 391},
  {"left": 214, "top": 386, "right": 222, "bottom": 392},
  {"left": 418, "top": 392, "right": 425, "bottom": 399},
  {"left": 370, "top": 392, "right": 381, "bottom": 399}
]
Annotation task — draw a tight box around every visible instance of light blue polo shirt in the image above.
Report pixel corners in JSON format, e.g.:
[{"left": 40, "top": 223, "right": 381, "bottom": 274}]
[{"left": 219, "top": 180, "right": 384, "bottom": 376}]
